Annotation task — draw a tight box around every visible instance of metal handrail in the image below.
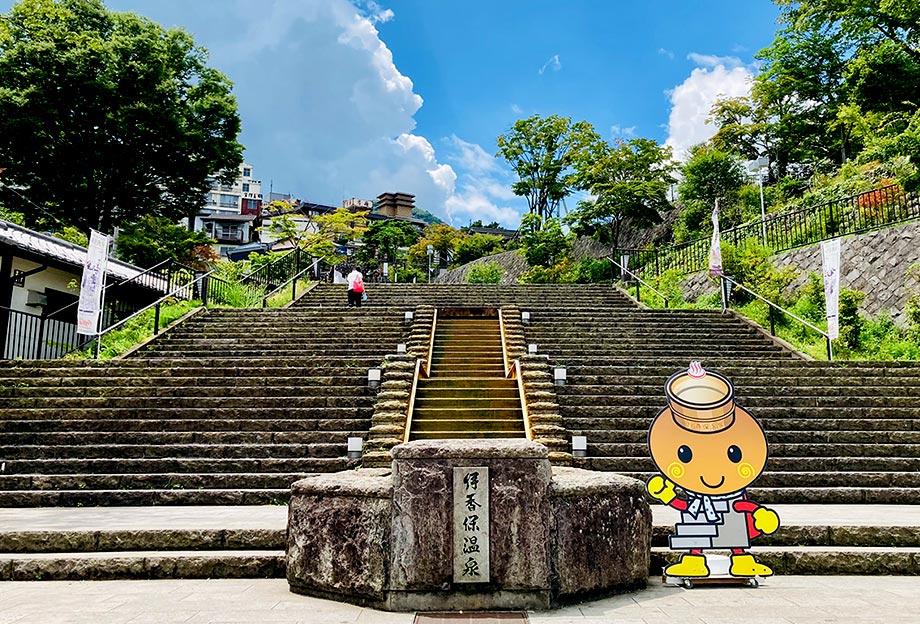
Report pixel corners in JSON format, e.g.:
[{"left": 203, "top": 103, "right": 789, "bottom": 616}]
[
  {"left": 425, "top": 308, "right": 437, "bottom": 377},
  {"left": 242, "top": 248, "right": 299, "bottom": 285},
  {"left": 498, "top": 309, "right": 510, "bottom": 376},
  {"left": 509, "top": 359, "right": 534, "bottom": 441},
  {"left": 403, "top": 359, "right": 423, "bottom": 443},
  {"left": 719, "top": 274, "right": 833, "bottom": 361},
  {"left": 261, "top": 258, "right": 321, "bottom": 307},
  {"left": 607, "top": 255, "right": 669, "bottom": 308},
  {"left": 85, "top": 269, "right": 230, "bottom": 358},
  {"left": 44, "top": 258, "right": 176, "bottom": 321}
]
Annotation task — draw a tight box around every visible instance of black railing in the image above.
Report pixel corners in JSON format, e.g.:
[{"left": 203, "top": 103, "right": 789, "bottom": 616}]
[
  {"left": 241, "top": 248, "right": 317, "bottom": 292},
  {"left": 0, "top": 306, "right": 87, "bottom": 360},
  {"left": 262, "top": 258, "right": 321, "bottom": 308},
  {"left": 620, "top": 184, "right": 917, "bottom": 278}
]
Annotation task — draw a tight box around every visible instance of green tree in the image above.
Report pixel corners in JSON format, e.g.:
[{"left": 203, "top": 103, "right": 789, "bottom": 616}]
[
  {"left": 116, "top": 215, "right": 218, "bottom": 269},
  {"left": 496, "top": 114, "right": 601, "bottom": 223},
  {"left": 677, "top": 145, "right": 748, "bottom": 230},
  {"left": 361, "top": 220, "right": 420, "bottom": 264},
  {"left": 518, "top": 213, "right": 570, "bottom": 268},
  {"left": 566, "top": 138, "right": 675, "bottom": 250},
  {"left": 454, "top": 233, "right": 504, "bottom": 265},
  {"left": 0, "top": 0, "right": 243, "bottom": 234}
]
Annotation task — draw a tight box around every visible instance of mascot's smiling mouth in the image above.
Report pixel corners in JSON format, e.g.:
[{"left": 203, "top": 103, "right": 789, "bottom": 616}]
[{"left": 700, "top": 475, "right": 725, "bottom": 489}]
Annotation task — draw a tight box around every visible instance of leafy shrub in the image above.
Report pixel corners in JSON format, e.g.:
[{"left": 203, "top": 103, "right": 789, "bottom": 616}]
[
  {"left": 519, "top": 262, "right": 574, "bottom": 284},
  {"left": 721, "top": 240, "right": 798, "bottom": 305},
  {"left": 837, "top": 288, "right": 867, "bottom": 349},
  {"left": 568, "top": 257, "right": 613, "bottom": 283},
  {"left": 467, "top": 262, "right": 503, "bottom": 284}
]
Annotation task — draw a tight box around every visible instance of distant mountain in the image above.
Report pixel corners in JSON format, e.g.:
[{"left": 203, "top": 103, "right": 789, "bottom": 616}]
[{"left": 412, "top": 207, "right": 445, "bottom": 225}]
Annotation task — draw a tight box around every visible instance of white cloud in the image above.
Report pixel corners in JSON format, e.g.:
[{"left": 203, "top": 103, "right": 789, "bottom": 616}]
[
  {"left": 204, "top": 0, "right": 468, "bottom": 220},
  {"left": 664, "top": 54, "right": 753, "bottom": 160},
  {"left": 538, "top": 54, "right": 561, "bottom": 75},
  {"left": 658, "top": 48, "right": 675, "bottom": 60},
  {"left": 445, "top": 135, "right": 501, "bottom": 174},
  {"left": 686, "top": 52, "right": 744, "bottom": 69},
  {"left": 610, "top": 124, "right": 637, "bottom": 138},
  {"left": 442, "top": 135, "right": 524, "bottom": 227},
  {"left": 511, "top": 103, "right": 524, "bottom": 115}
]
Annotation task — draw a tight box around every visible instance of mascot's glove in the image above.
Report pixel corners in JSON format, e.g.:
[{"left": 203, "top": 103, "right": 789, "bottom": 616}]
[
  {"left": 646, "top": 475, "right": 677, "bottom": 505},
  {"left": 752, "top": 506, "right": 780, "bottom": 534}
]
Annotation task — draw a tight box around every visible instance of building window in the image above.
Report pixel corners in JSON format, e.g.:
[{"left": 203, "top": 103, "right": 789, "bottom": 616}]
[
  {"left": 242, "top": 183, "right": 250, "bottom": 192},
  {"left": 219, "top": 194, "right": 238, "bottom": 208},
  {"left": 242, "top": 167, "right": 251, "bottom": 177}
]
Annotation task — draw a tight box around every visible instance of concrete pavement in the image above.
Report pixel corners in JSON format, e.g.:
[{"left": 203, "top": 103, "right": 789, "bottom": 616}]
[{"left": 0, "top": 576, "right": 917, "bottom": 624}]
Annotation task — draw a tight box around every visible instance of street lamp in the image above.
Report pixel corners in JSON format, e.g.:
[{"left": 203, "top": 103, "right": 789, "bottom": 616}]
[
  {"left": 749, "top": 157, "right": 770, "bottom": 246},
  {"left": 426, "top": 244, "right": 433, "bottom": 284}
]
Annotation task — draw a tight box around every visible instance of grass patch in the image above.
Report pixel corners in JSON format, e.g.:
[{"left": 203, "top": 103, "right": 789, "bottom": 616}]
[
  {"left": 70, "top": 299, "right": 202, "bottom": 360},
  {"left": 263, "top": 279, "right": 313, "bottom": 308}
]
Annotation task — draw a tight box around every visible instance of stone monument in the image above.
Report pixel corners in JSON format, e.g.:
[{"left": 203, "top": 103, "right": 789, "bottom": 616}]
[{"left": 287, "top": 439, "right": 651, "bottom": 611}]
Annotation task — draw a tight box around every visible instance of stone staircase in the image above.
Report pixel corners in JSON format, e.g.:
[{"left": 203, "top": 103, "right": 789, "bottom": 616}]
[
  {"left": 0, "top": 301, "right": 410, "bottom": 506},
  {"left": 522, "top": 306, "right": 920, "bottom": 504},
  {"left": 409, "top": 315, "right": 525, "bottom": 440}
]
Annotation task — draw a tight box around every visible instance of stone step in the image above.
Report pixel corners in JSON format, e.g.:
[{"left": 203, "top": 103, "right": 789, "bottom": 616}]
[
  {"left": 0, "top": 472, "right": 312, "bottom": 491},
  {"left": 0, "top": 419, "right": 367, "bottom": 434},
  {"left": 0, "top": 384, "right": 369, "bottom": 399},
  {"left": 0, "top": 528, "right": 285, "bottom": 553},
  {"left": 2, "top": 457, "right": 353, "bottom": 475},
  {"left": 415, "top": 387, "right": 519, "bottom": 400},
  {"left": 609, "top": 470, "right": 920, "bottom": 489},
  {"left": 0, "top": 407, "right": 374, "bottom": 421},
  {"left": 409, "top": 430, "right": 526, "bottom": 440},
  {"left": 0, "top": 396, "right": 373, "bottom": 409},
  {"left": 555, "top": 394, "right": 920, "bottom": 408},
  {"left": 560, "top": 405, "right": 920, "bottom": 419},
  {"left": 411, "top": 418, "right": 525, "bottom": 433},
  {"left": 0, "top": 550, "right": 286, "bottom": 580},
  {"left": 0, "top": 442, "right": 350, "bottom": 460},
  {"left": 0, "top": 489, "right": 294, "bottom": 506},
  {"left": 568, "top": 417, "right": 918, "bottom": 432},
  {"left": 584, "top": 441, "right": 920, "bottom": 458},
  {"left": 0, "top": 431, "right": 362, "bottom": 446},
  {"left": 413, "top": 397, "right": 522, "bottom": 409},
  {"left": 649, "top": 546, "right": 920, "bottom": 576},
  {"left": 583, "top": 456, "right": 920, "bottom": 473},
  {"left": 558, "top": 384, "right": 920, "bottom": 398},
  {"left": 571, "top": 429, "right": 920, "bottom": 444},
  {"left": 420, "top": 377, "right": 517, "bottom": 390}
]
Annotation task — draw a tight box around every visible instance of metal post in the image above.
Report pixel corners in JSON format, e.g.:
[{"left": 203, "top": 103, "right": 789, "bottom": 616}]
[
  {"left": 635, "top": 279, "right": 640, "bottom": 303},
  {"left": 826, "top": 337, "right": 833, "bottom": 362},
  {"left": 153, "top": 302, "right": 161, "bottom": 336},
  {"left": 768, "top": 306, "right": 775, "bottom": 336},
  {"left": 292, "top": 278, "right": 297, "bottom": 301},
  {"left": 759, "top": 171, "right": 767, "bottom": 245},
  {"left": 720, "top": 276, "right": 728, "bottom": 311},
  {"left": 201, "top": 275, "right": 209, "bottom": 307},
  {"left": 34, "top": 316, "right": 45, "bottom": 360}
]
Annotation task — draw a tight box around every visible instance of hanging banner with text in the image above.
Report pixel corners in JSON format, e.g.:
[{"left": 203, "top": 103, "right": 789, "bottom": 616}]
[
  {"left": 708, "top": 202, "right": 723, "bottom": 277},
  {"left": 77, "top": 230, "right": 110, "bottom": 335},
  {"left": 822, "top": 238, "right": 841, "bottom": 340}
]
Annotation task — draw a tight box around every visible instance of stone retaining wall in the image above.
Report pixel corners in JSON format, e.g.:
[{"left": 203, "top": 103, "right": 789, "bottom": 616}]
[{"left": 681, "top": 220, "right": 920, "bottom": 325}]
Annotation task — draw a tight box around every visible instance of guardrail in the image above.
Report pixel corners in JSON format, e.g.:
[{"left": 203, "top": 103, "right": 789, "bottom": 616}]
[
  {"left": 261, "top": 258, "right": 321, "bottom": 308},
  {"left": 619, "top": 184, "right": 917, "bottom": 279},
  {"left": 607, "top": 255, "right": 669, "bottom": 308},
  {"left": 719, "top": 274, "right": 833, "bottom": 361}
]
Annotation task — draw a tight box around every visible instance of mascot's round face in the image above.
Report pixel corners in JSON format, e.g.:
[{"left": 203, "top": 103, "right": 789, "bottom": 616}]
[{"left": 648, "top": 406, "right": 768, "bottom": 496}]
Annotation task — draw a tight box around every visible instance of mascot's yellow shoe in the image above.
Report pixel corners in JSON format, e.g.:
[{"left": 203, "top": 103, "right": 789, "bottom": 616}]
[
  {"left": 665, "top": 554, "right": 710, "bottom": 578},
  {"left": 730, "top": 554, "right": 774, "bottom": 577}
]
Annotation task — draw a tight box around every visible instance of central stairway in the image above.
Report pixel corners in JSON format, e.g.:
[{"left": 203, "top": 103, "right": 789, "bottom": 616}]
[{"left": 409, "top": 314, "right": 525, "bottom": 440}]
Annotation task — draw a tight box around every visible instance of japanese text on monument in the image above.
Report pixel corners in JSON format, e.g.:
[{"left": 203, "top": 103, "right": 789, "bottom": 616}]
[{"left": 453, "top": 467, "right": 489, "bottom": 583}]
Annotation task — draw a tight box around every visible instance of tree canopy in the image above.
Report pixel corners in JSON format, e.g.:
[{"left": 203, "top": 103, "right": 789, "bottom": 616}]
[
  {"left": 0, "top": 0, "right": 243, "bottom": 234},
  {"left": 566, "top": 138, "right": 675, "bottom": 250},
  {"left": 496, "top": 114, "right": 600, "bottom": 224}
]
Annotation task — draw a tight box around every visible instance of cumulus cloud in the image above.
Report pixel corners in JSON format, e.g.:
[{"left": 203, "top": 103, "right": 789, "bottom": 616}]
[
  {"left": 441, "top": 135, "right": 523, "bottom": 226},
  {"left": 664, "top": 53, "right": 753, "bottom": 161},
  {"left": 610, "top": 124, "right": 637, "bottom": 138},
  {"left": 658, "top": 48, "right": 675, "bottom": 60},
  {"left": 192, "top": 0, "right": 468, "bottom": 219},
  {"left": 538, "top": 54, "right": 561, "bottom": 75}
]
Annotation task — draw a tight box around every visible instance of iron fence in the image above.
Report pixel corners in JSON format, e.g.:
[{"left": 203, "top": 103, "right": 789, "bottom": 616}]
[
  {"left": 241, "top": 248, "right": 317, "bottom": 292},
  {"left": 619, "top": 184, "right": 918, "bottom": 278}
]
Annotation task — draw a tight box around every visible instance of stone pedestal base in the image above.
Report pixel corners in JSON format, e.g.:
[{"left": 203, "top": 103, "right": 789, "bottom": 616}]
[{"left": 287, "top": 440, "right": 651, "bottom": 611}]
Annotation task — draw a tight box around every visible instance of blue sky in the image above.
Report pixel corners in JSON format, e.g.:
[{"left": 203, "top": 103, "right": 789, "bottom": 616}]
[{"left": 2, "top": 0, "right": 782, "bottom": 226}]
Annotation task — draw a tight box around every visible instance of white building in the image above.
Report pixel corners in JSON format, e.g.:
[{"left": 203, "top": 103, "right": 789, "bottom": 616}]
[{"left": 194, "top": 163, "right": 263, "bottom": 257}]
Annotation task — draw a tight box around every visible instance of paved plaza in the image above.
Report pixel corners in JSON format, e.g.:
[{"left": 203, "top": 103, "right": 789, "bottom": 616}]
[{"left": 1, "top": 576, "right": 918, "bottom": 624}]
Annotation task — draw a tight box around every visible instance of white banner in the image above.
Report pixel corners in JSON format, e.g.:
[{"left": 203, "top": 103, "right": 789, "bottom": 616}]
[
  {"left": 822, "top": 238, "right": 841, "bottom": 340},
  {"left": 708, "top": 202, "right": 723, "bottom": 277},
  {"left": 77, "top": 230, "right": 110, "bottom": 335}
]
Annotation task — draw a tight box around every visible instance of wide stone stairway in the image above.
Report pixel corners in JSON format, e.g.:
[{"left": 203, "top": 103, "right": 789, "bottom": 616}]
[
  {"left": 409, "top": 314, "right": 525, "bottom": 440},
  {"left": 0, "top": 282, "right": 918, "bottom": 579}
]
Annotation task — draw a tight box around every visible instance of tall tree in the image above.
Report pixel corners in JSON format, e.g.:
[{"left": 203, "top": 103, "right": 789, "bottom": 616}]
[
  {"left": 566, "top": 138, "right": 675, "bottom": 250},
  {"left": 496, "top": 115, "right": 600, "bottom": 224},
  {"left": 0, "top": 0, "right": 243, "bottom": 234},
  {"left": 362, "top": 219, "right": 420, "bottom": 264}
]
